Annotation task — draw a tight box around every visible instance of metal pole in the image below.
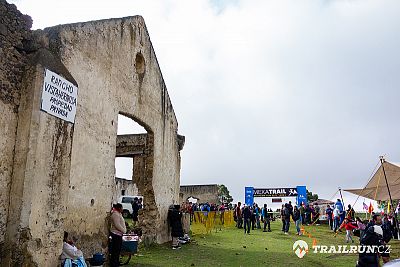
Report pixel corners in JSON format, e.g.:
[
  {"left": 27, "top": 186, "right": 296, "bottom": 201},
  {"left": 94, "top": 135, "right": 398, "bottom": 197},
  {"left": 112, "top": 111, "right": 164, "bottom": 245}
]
[
  {"left": 339, "top": 187, "right": 345, "bottom": 208},
  {"left": 380, "top": 156, "right": 399, "bottom": 239}
]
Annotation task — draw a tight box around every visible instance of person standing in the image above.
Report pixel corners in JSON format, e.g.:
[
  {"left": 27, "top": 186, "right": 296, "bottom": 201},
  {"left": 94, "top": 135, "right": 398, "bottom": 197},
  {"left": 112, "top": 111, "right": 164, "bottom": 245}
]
[
  {"left": 262, "top": 204, "right": 271, "bottom": 232},
  {"left": 333, "top": 206, "right": 340, "bottom": 232},
  {"left": 314, "top": 203, "right": 321, "bottom": 225},
  {"left": 250, "top": 206, "right": 256, "bottom": 230},
  {"left": 356, "top": 217, "right": 366, "bottom": 239},
  {"left": 288, "top": 201, "right": 294, "bottom": 215},
  {"left": 255, "top": 204, "right": 261, "bottom": 229},
  {"left": 339, "top": 218, "right": 357, "bottom": 243},
  {"left": 283, "top": 204, "right": 291, "bottom": 235},
  {"left": 236, "top": 202, "right": 243, "bottom": 229},
  {"left": 280, "top": 204, "right": 286, "bottom": 231},
  {"left": 335, "top": 199, "right": 345, "bottom": 225},
  {"left": 305, "top": 204, "right": 311, "bottom": 225},
  {"left": 346, "top": 204, "right": 355, "bottom": 221},
  {"left": 293, "top": 206, "right": 302, "bottom": 235},
  {"left": 243, "top": 205, "right": 251, "bottom": 234},
  {"left": 131, "top": 197, "right": 140, "bottom": 227},
  {"left": 168, "top": 204, "right": 184, "bottom": 249},
  {"left": 325, "top": 205, "right": 333, "bottom": 230},
  {"left": 299, "top": 203, "right": 305, "bottom": 225},
  {"left": 357, "top": 214, "right": 385, "bottom": 267},
  {"left": 110, "top": 203, "right": 127, "bottom": 267}
]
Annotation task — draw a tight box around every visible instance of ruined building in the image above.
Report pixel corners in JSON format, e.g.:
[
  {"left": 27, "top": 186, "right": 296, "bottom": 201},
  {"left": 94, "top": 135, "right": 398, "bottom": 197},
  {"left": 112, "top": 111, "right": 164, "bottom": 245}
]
[
  {"left": 180, "top": 184, "right": 219, "bottom": 204},
  {"left": 0, "top": 0, "right": 184, "bottom": 265}
]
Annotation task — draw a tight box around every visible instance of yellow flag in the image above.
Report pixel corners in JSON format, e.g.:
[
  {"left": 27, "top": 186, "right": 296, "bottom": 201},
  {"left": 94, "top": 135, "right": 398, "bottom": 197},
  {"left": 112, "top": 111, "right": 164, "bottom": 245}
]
[{"left": 388, "top": 202, "right": 391, "bottom": 213}]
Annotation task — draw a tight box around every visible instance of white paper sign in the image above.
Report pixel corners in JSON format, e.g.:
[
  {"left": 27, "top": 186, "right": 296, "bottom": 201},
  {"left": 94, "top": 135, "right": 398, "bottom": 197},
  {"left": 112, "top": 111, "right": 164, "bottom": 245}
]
[{"left": 41, "top": 69, "right": 78, "bottom": 123}]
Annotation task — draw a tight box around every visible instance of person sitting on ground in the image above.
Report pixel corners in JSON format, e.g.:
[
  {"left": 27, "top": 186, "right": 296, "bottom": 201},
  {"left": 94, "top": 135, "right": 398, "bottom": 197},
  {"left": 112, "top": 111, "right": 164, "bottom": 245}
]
[{"left": 60, "top": 231, "right": 87, "bottom": 267}]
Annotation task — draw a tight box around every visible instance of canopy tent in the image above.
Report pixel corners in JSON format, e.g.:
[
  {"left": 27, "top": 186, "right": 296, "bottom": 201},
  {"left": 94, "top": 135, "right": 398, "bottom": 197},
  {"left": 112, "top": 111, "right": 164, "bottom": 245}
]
[{"left": 345, "top": 161, "right": 400, "bottom": 201}]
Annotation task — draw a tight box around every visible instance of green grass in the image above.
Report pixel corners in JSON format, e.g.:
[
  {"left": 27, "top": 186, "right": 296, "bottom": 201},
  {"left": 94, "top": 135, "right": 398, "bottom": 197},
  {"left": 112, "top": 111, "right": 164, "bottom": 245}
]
[{"left": 124, "top": 220, "right": 400, "bottom": 267}]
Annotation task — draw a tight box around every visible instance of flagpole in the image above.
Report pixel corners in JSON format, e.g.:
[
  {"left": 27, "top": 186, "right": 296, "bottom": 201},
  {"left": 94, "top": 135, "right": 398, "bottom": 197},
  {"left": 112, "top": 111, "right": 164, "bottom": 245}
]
[
  {"left": 339, "top": 187, "right": 345, "bottom": 208},
  {"left": 380, "top": 156, "right": 399, "bottom": 239},
  {"left": 364, "top": 198, "right": 367, "bottom": 220}
]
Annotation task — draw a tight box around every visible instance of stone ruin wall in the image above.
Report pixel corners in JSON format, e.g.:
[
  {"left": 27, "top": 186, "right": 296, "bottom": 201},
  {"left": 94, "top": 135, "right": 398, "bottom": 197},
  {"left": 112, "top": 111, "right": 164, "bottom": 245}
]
[
  {"left": 0, "top": 1, "right": 183, "bottom": 265},
  {"left": 114, "top": 178, "right": 139, "bottom": 201},
  {"left": 180, "top": 184, "right": 219, "bottom": 204},
  {"left": 113, "top": 134, "right": 146, "bottom": 201},
  {"left": 47, "top": 16, "right": 183, "bottom": 246},
  {"left": 0, "top": 0, "right": 32, "bottom": 249}
]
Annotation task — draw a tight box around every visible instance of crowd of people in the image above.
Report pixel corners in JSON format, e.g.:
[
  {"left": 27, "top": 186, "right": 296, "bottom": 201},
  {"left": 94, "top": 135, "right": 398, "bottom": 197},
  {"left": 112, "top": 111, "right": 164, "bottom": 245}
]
[
  {"left": 231, "top": 198, "right": 399, "bottom": 266},
  {"left": 234, "top": 202, "right": 275, "bottom": 234},
  {"left": 59, "top": 198, "right": 399, "bottom": 266}
]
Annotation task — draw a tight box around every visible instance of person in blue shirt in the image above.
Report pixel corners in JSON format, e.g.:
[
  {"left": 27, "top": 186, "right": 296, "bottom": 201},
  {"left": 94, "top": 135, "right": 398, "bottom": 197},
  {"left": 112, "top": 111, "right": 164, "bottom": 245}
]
[
  {"left": 335, "top": 199, "right": 345, "bottom": 225},
  {"left": 261, "top": 204, "right": 271, "bottom": 232},
  {"left": 325, "top": 204, "right": 333, "bottom": 230}
]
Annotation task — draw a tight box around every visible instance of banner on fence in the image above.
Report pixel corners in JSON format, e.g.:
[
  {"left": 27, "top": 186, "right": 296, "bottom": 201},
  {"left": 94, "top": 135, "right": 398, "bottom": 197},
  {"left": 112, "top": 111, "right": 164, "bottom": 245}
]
[{"left": 191, "top": 211, "right": 235, "bottom": 235}]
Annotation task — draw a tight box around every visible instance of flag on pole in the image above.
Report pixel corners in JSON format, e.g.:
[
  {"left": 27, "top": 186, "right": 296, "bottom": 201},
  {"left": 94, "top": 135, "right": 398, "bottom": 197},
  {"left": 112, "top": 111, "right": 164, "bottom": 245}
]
[
  {"left": 387, "top": 202, "right": 391, "bottom": 213},
  {"left": 363, "top": 202, "right": 368, "bottom": 211},
  {"left": 368, "top": 202, "right": 374, "bottom": 214}
]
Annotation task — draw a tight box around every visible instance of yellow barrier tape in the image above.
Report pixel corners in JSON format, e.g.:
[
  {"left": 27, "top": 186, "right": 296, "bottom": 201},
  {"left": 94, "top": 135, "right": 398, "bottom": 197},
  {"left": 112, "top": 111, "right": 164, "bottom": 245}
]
[{"left": 191, "top": 211, "right": 235, "bottom": 235}]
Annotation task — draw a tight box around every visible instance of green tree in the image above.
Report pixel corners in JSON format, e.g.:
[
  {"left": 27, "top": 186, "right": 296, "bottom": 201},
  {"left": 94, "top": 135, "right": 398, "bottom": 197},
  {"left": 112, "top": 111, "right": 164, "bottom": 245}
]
[
  {"left": 217, "top": 184, "right": 233, "bottom": 205},
  {"left": 307, "top": 189, "right": 318, "bottom": 202}
]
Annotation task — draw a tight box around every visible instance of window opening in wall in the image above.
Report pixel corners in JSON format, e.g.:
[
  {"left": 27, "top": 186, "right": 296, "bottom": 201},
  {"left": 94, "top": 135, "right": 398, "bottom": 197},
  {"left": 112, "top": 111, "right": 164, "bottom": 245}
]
[
  {"left": 115, "top": 157, "right": 133, "bottom": 180},
  {"left": 115, "top": 114, "right": 147, "bottom": 181},
  {"left": 117, "top": 114, "right": 146, "bottom": 135}
]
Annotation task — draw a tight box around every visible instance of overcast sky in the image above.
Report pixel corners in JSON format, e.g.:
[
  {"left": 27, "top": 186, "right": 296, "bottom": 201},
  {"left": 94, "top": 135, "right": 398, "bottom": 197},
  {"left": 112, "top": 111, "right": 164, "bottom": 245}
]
[{"left": 10, "top": 0, "right": 400, "bottom": 210}]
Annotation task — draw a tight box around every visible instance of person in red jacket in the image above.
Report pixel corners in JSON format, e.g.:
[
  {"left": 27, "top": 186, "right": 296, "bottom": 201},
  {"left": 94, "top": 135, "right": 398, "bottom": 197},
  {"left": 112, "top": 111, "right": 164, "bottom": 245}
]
[{"left": 339, "top": 218, "right": 357, "bottom": 243}]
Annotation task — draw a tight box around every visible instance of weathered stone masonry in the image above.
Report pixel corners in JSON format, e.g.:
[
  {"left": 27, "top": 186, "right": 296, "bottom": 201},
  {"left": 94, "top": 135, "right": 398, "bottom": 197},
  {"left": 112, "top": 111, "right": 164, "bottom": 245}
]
[{"left": 0, "top": 1, "right": 184, "bottom": 266}]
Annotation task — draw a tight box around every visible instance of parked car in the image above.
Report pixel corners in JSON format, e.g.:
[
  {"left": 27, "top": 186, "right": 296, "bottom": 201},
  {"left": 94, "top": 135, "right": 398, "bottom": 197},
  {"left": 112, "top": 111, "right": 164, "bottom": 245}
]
[{"left": 119, "top": 195, "right": 143, "bottom": 218}]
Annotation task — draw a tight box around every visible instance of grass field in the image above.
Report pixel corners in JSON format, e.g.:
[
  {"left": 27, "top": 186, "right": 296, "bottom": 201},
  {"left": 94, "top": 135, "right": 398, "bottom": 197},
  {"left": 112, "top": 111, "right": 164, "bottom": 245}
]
[{"left": 124, "top": 220, "right": 400, "bottom": 267}]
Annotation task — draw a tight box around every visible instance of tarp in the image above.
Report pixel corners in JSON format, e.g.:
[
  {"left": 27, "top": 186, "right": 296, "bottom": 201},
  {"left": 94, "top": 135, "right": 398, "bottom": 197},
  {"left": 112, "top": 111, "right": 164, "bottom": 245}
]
[
  {"left": 345, "top": 161, "right": 400, "bottom": 201},
  {"left": 191, "top": 211, "right": 235, "bottom": 235}
]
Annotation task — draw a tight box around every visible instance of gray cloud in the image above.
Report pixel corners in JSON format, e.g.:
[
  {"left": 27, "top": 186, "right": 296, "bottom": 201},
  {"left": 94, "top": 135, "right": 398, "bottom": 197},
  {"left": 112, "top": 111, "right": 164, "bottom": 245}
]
[{"left": 11, "top": 0, "right": 400, "bottom": 209}]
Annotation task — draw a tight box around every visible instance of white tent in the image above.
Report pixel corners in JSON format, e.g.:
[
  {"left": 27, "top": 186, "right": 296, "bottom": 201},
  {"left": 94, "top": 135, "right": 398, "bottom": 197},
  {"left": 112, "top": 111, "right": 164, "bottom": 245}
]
[{"left": 345, "top": 161, "right": 400, "bottom": 201}]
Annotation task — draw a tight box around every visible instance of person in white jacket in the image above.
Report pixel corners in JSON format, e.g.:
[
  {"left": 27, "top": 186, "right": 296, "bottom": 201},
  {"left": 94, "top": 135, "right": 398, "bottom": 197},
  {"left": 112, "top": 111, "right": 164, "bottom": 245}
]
[
  {"left": 333, "top": 207, "right": 340, "bottom": 233},
  {"left": 60, "top": 231, "right": 87, "bottom": 267},
  {"left": 110, "top": 203, "right": 127, "bottom": 267}
]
